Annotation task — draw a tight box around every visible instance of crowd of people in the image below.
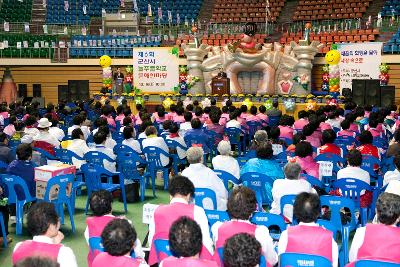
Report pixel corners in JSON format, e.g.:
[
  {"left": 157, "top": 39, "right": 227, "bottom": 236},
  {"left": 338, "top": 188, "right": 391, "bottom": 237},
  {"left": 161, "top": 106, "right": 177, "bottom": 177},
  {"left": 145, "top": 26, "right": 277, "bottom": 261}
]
[{"left": 0, "top": 98, "right": 398, "bottom": 267}]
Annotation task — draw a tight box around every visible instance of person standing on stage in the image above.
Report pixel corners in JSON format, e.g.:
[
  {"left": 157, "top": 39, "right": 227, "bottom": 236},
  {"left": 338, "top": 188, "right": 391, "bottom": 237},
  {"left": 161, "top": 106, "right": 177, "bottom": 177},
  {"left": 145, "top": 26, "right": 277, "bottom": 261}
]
[{"left": 113, "top": 67, "right": 124, "bottom": 96}]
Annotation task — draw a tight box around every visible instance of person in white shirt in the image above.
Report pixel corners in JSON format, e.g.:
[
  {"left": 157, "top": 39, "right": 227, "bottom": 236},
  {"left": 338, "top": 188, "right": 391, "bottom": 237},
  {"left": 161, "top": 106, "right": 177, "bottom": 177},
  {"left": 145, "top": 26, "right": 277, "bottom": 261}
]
[
  {"left": 182, "top": 146, "right": 228, "bottom": 211},
  {"left": 90, "top": 131, "right": 116, "bottom": 172},
  {"left": 23, "top": 115, "right": 40, "bottom": 139},
  {"left": 12, "top": 202, "right": 78, "bottom": 267},
  {"left": 337, "top": 149, "right": 370, "bottom": 185},
  {"left": 142, "top": 126, "right": 170, "bottom": 167},
  {"left": 67, "top": 114, "right": 91, "bottom": 140},
  {"left": 349, "top": 192, "right": 400, "bottom": 264},
  {"left": 212, "top": 140, "right": 240, "bottom": 179},
  {"left": 211, "top": 186, "right": 278, "bottom": 266},
  {"left": 166, "top": 123, "right": 187, "bottom": 160},
  {"left": 33, "top": 118, "right": 60, "bottom": 148},
  {"left": 46, "top": 116, "right": 65, "bottom": 142},
  {"left": 97, "top": 125, "right": 116, "bottom": 150},
  {"left": 270, "top": 162, "right": 316, "bottom": 222},
  {"left": 121, "top": 126, "right": 141, "bottom": 154},
  {"left": 67, "top": 128, "right": 90, "bottom": 169},
  {"left": 278, "top": 193, "right": 338, "bottom": 267},
  {"left": 225, "top": 110, "right": 241, "bottom": 129},
  {"left": 383, "top": 155, "right": 400, "bottom": 186},
  {"left": 179, "top": 112, "right": 193, "bottom": 136},
  {"left": 325, "top": 110, "right": 342, "bottom": 129}
]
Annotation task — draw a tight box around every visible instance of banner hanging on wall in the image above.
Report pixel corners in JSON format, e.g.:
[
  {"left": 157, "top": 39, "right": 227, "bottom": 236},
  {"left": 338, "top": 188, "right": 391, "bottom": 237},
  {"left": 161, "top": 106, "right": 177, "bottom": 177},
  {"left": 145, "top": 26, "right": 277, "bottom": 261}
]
[
  {"left": 132, "top": 47, "right": 179, "bottom": 93},
  {"left": 337, "top": 42, "right": 382, "bottom": 90}
]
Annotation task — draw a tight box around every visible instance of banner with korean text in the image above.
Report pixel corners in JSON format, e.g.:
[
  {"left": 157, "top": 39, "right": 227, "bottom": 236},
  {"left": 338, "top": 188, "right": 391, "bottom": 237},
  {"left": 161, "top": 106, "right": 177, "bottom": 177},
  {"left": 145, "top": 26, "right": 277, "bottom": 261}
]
[
  {"left": 337, "top": 42, "right": 382, "bottom": 90},
  {"left": 133, "top": 47, "right": 179, "bottom": 93}
]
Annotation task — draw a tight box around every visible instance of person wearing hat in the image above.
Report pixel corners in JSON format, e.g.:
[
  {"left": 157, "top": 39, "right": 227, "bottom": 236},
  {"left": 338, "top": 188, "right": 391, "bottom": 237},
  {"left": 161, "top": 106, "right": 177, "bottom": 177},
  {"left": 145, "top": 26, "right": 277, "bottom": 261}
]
[{"left": 33, "top": 118, "right": 60, "bottom": 148}]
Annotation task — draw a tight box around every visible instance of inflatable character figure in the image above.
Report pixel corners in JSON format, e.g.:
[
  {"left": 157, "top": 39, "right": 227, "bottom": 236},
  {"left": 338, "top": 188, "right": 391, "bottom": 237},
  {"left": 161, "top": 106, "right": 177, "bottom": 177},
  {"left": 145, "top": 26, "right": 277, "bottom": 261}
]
[{"left": 228, "top": 22, "right": 260, "bottom": 54}]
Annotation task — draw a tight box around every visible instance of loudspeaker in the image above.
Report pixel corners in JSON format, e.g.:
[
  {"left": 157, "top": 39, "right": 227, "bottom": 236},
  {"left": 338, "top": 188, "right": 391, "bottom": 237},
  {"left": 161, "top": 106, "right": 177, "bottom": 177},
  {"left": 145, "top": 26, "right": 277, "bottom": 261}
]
[
  {"left": 381, "top": 85, "right": 395, "bottom": 107},
  {"left": 342, "top": 88, "right": 352, "bottom": 98},
  {"left": 33, "top": 84, "right": 42, "bottom": 97},
  {"left": 365, "top": 79, "right": 380, "bottom": 106},
  {"left": 352, "top": 79, "right": 366, "bottom": 106},
  {"left": 18, "top": 84, "right": 27, "bottom": 98}
]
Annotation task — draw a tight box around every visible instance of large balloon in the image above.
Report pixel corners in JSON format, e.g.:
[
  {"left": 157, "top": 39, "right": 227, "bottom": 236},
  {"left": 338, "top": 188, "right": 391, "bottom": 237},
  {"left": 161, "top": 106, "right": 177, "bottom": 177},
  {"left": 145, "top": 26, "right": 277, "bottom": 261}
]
[
  {"left": 99, "top": 55, "right": 112, "bottom": 68},
  {"left": 325, "top": 49, "right": 341, "bottom": 65}
]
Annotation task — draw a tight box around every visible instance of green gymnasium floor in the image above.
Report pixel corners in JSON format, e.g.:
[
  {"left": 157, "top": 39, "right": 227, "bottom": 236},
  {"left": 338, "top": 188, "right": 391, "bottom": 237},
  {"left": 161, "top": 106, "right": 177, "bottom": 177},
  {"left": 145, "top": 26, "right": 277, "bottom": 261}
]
[{"left": 0, "top": 182, "right": 170, "bottom": 267}]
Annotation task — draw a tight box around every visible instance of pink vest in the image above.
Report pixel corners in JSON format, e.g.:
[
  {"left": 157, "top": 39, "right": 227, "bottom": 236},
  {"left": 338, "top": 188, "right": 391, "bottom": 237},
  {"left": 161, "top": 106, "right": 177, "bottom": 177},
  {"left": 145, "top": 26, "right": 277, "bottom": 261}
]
[
  {"left": 338, "top": 130, "right": 356, "bottom": 138},
  {"left": 279, "top": 126, "right": 294, "bottom": 139},
  {"left": 293, "top": 119, "right": 308, "bottom": 130},
  {"left": 13, "top": 240, "right": 62, "bottom": 264},
  {"left": 162, "top": 256, "right": 218, "bottom": 267},
  {"left": 356, "top": 224, "right": 400, "bottom": 264},
  {"left": 92, "top": 252, "right": 144, "bottom": 267},
  {"left": 257, "top": 113, "right": 269, "bottom": 126},
  {"left": 286, "top": 225, "right": 333, "bottom": 262},
  {"left": 87, "top": 216, "right": 116, "bottom": 267},
  {"left": 247, "top": 115, "right": 260, "bottom": 122},
  {"left": 174, "top": 115, "right": 185, "bottom": 123},
  {"left": 349, "top": 123, "right": 360, "bottom": 133},
  {"left": 148, "top": 203, "right": 212, "bottom": 265},
  {"left": 214, "top": 221, "right": 257, "bottom": 264}
]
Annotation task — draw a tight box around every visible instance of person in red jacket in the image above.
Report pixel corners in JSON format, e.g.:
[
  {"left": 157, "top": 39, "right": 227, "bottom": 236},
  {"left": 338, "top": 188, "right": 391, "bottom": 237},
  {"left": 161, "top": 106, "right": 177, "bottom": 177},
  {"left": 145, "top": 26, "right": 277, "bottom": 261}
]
[
  {"left": 357, "top": 131, "right": 381, "bottom": 160},
  {"left": 317, "top": 129, "right": 343, "bottom": 157}
]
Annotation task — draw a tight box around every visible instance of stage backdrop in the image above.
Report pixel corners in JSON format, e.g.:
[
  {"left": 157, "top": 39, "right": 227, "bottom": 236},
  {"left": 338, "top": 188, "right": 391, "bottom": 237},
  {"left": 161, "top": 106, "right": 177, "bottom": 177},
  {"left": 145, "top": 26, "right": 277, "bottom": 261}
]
[
  {"left": 132, "top": 47, "right": 179, "bottom": 93},
  {"left": 337, "top": 42, "right": 382, "bottom": 90}
]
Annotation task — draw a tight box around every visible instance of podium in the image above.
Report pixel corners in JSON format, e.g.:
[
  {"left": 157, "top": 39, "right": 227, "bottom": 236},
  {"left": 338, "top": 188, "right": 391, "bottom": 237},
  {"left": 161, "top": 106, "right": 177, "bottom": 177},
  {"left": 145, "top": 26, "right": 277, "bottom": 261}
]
[{"left": 211, "top": 72, "right": 230, "bottom": 96}]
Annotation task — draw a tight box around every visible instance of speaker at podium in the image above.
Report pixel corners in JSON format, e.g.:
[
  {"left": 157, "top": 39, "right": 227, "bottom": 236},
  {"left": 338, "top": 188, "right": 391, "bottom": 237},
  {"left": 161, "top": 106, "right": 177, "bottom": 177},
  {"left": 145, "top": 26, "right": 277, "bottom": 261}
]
[{"left": 211, "top": 71, "right": 230, "bottom": 96}]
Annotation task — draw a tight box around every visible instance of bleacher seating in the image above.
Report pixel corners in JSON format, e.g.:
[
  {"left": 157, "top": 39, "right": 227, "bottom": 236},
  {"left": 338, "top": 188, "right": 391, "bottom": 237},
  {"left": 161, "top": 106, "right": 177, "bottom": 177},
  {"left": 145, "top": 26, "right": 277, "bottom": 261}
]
[
  {"left": 292, "top": 0, "right": 371, "bottom": 21},
  {"left": 137, "top": 0, "right": 203, "bottom": 24},
  {"left": 46, "top": 0, "right": 120, "bottom": 25},
  {"left": 381, "top": 0, "right": 400, "bottom": 16},
  {"left": 383, "top": 30, "right": 400, "bottom": 53},
  {"left": 0, "top": 34, "right": 58, "bottom": 58},
  {"left": 0, "top": 0, "right": 33, "bottom": 23},
  {"left": 210, "top": 0, "right": 284, "bottom": 23},
  {"left": 175, "top": 33, "right": 267, "bottom": 47},
  {"left": 69, "top": 34, "right": 161, "bottom": 58},
  {"left": 279, "top": 29, "right": 380, "bottom": 53}
]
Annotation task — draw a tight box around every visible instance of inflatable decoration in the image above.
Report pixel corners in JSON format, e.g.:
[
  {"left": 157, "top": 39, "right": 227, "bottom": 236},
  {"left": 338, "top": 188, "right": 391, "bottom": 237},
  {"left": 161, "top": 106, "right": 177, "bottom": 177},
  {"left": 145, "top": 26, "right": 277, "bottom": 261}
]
[
  {"left": 162, "top": 97, "right": 174, "bottom": 110},
  {"left": 183, "top": 97, "right": 193, "bottom": 108},
  {"left": 178, "top": 66, "right": 199, "bottom": 95},
  {"left": 326, "top": 98, "right": 338, "bottom": 106},
  {"left": 242, "top": 98, "right": 253, "bottom": 109},
  {"left": 321, "top": 64, "right": 329, "bottom": 92},
  {"left": 379, "top": 63, "right": 390, "bottom": 86},
  {"left": 135, "top": 96, "right": 144, "bottom": 106},
  {"left": 201, "top": 97, "right": 211, "bottom": 108},
  {"left": 264, "top": 99, "right": 273, "bottom": 110},
  {"left": 305, "top": 99, "right": 317, "bottom": 111},
  {"left": 228, "top": 22, "right": 259, "bottom": 54},
  {"left": 99, "top": 55, "right": 112, "bottom": 91},
  {"left": 124, "top": 65, "right": 133, "bottom": 94},
  {"left": 283, "top": 98, "right": 296, "bottom": 112},
  {"left": 304, "top": 22, "right": 312, "bottom": 44},
  {"left": 278, "top": 72, "right": 293, "bottom": 94},
  {"left": 293, "top": 74, "right": 309, "bottom": 90},
  {"left": 325, "top": 45, "right": 341, "bottom": 93}
]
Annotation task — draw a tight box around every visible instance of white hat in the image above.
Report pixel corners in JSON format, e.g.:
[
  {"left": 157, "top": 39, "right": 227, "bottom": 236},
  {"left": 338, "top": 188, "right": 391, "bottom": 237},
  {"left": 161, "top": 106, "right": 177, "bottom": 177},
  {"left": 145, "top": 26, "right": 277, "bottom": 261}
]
[{"left": 37, "top": 118, "right": 52, "bottom": 129}]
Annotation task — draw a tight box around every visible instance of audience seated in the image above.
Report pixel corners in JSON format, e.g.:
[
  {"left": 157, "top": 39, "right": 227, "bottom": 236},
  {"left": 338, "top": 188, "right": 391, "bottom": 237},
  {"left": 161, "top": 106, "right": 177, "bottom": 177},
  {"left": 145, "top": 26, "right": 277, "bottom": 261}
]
[
  {"left": 33, "top": 118, "right": 60, "bottom": 149},
  {"left": 317, "top": 129, "right": 343, "bottom": 156},
  {"left": 337, "top": 119, "right": 356, "bottom": 138},
  {"left": 348, "top": 192, "right": 400, "bottom": 265},
  {"left": 278, "top": 115, "right": 294, "bottom": 140},
  {"left": 241, "top": 142, "right": 284, "bottom": 179},
  {"left": 185, "top": 118, "right": 210, "bottom": 152},
  {"left": 67, "top": 128, "right": 90, "bottom": 168},
  {"left": 122, "top": 126, "right": 141, "bottom": 154},
  {"left": 286, "top": 133, "right": 305, "bottom": 154},
  {"left": 68, "top": 114, "right": 91, "bottom": 140},
  {"left": 357, "top": 130, "right": 381, "bottom": 159},
  {"left": 293, "top": 110, "right": 309, "bottom": 131},
  {"left": 100, "top": 105, "right": 116, "bottom": 128},
  {"left": 179, "top": 112, "right": 193, "bottom": 136},
  {"left": 166, "top": 123, "right": 187, "bottom": 160},
  {"left": 303, "top": 123, "right": 321, "bottom": 148},
  {"left": 90, "top": 131, "right": 116, "bottom": 172},
  {"left": 266, "top": 101, "right": 282, "bottom": 117},
  {"left": 384, "top": 154, "right": 400, "bottom": 186},
  {"left": 12, "top": 202, "right": 78, "bottom": 267},
  {"left": 223, "top": 233, "right": 262, "bottom": 267},
  {"left": 256, "top": 105, "right": 268, "bottom": 126},
  {"left": 225, "top": 110, "right": 242, "bottom": 129},
  {"left": 249, "top": 130, "right": 268, "bottom": 152},
  {"left": 45, "top": 115, "right": 65, "bottom": 142},
  {"left": 0, "top": 132, "right": 15, "bottom": 164},
  {"left": 387, "top": 129, "right": 400, "bottom": 157},
  {"left": 278, "top": 192, "right": 338, "bottom": 267},
  {"left": 4, "top": 115, "right": 18, "bottom": 137},
  {"left": 295, "top": 141, "right": 320, "bottom": 179},
  {"left": 142, "top": 126, "right": 170, "bottom": 167},
  {"left": 152, "top": 105, "right": 167, "bottom": 123},
  {"left": 85, "top": 191, "right": 144, "bottom": 266},
  {"left": 160, "top": 217, "right": 218, "bottom": 267},
  {"left": 92, "top": 219, "right": 148, "bottom": 267},
  {"left": 337, "top": 149, "right": 370, "bottom": 183},
  {"left": 148, "top": 175, "right": 213, "bottom": 265},
  {"left": 182, "top": 147, "right": 227, "bottom": 210},
  {"left": 211, "top": 186, "right": 278, "bottom": 266},
  {"left": 270, "top": 162, "right": 316, "bottom": 222},
  {"left": 325, "top": 110, "right": 342, "bottom": 129},
  {"left": 206, "top": 111, "right": 224, "bottom": 143},
  {"left": 212, "top": 140, "right": 240, "bottom": 179}
]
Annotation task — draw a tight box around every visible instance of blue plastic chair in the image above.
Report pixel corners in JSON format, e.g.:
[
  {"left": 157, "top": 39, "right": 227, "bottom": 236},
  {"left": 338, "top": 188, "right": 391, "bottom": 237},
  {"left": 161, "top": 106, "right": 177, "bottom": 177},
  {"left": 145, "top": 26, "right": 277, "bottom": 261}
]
[
  {"left": 84, "top": 151, "right": 115, "bottom": 169},
  {"left": 241, "top": 172, "right": 275, "bottom": 207},
  {"left": 165, "top": 139, "right": 187, "bottom": 175},
  {"left": 113, "top": 144, "right": 139, "bottom": 157},
  {"left": 268, "top": 115, "right": 280, "bottom": 127},
  {"left": 333, "top": 178, "right": 374, "bottom": 226},
  {"left": 225, "top": 127, "right": 245, "bottom": 156},
  {"left": 320, "top": 195, "right": 358, "bottom": 264},
  {"left": 205, "top": 209, "right": 230, "bottom": 228},
  {"left": 361, "top": 155, "right": 382, "bottom": 187},
  {"left": 42, "top": 174, "right": 76, "bottom": 232},
  {"left": 0, "top": 174, "right": 36, "bottom": 235},
  {"left": 112, "top": 131, "right": 124, "bottom": 144},
  {"left": 81, "top": 163, "right": 127, "bottom": 214},
  {"left": 33, "top": 147, "right": 58, "bottom": 165},
  {"left": 317, "top": 219, "right": 346, "bottom": 266},
  {"left": 247, "top": 121, "right": 262, "bottom": 140},
  {"left": 142, "top": 146, "right": 170, "bottom": 193},
  {"left": 0, "top": 211, "right": 7, "bottom": 247},
  {"left": 315, "top": 153, "right": 344, "bottom": 188},
  {"left": 279, "top": 253, "right": 332, "bottom": 267},
  {"left": 55, "top": 149, "right": 85, "bottom": 198},
  {"left": 300, "top": 174, "right": 324, "bottom": 189},
  {"left": 213, "top": 169, "right": 241, "bottom": 191},
  {"left": 280, "top": 194, "right": 297, "bottom": 225},
  {"left": 154, "top": 239, "right": 173, "bottom": 262},
  {"left": 194, "top": 188, "right": 217, "bottom": 210},
  {"left": 88, "top": 236, "right": 104, "bottom": 254},
  {"left": 250, "top": 212, "right": 287, "bottom": 240},
  {"left": 355, "top": 260, "right": 400, "bottom": 267},
  {"left": 184, "top": 133, "right": 211, "bottom": 157},
  {"left": 218, "top": 247, "right": 267, "bottom": 267},
  {"left": 117, "top": 153, "right": 146, "bottom": 201}
]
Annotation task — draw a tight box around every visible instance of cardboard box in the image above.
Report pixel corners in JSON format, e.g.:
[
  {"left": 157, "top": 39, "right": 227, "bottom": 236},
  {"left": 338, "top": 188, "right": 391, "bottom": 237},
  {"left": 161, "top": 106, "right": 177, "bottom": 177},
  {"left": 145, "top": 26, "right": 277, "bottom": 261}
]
[{"left": 35, "top": 164, "right": 76, "bottom": 200}]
